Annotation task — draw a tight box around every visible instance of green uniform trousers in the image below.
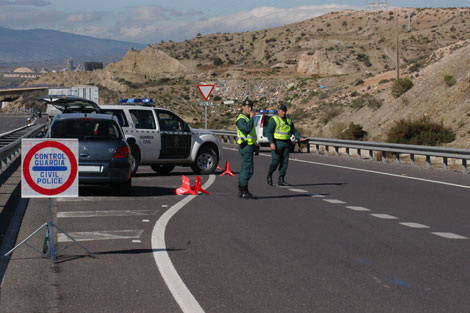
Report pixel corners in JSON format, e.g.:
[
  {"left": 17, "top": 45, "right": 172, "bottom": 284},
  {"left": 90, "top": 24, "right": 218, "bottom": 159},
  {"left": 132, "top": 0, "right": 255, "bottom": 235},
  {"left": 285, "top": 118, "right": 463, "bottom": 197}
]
[
  {"left": 238, "top": 144, "right": 254, "bottom": 186},
  {"left": 268, "top": 140, "right": 291, "bottom": 177}
]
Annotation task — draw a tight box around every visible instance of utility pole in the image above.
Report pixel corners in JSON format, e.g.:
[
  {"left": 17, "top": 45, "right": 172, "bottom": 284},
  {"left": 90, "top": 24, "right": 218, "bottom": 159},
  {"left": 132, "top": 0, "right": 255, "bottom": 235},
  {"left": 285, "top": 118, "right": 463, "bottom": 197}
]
[{"left": 396, "top": 14, "right": 400, "bottom": 80}]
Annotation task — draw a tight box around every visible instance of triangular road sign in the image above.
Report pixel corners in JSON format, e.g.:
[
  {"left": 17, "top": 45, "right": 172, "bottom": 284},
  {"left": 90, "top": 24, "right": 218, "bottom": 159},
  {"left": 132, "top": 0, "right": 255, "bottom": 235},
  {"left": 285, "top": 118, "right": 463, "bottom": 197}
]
[{"left": 197, "top": 84, "right": 215, "bottom": 101}]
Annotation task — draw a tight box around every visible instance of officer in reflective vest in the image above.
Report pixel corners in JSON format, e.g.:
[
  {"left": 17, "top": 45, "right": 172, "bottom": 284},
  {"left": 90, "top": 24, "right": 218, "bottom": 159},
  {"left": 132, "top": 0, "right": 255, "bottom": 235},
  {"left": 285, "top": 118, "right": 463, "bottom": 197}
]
[
  {"left": 266, "top": 104, "right": 307, "bottom": 186},
  {"left": 236, "top": 99, "right": 257, "bottom": 199}
]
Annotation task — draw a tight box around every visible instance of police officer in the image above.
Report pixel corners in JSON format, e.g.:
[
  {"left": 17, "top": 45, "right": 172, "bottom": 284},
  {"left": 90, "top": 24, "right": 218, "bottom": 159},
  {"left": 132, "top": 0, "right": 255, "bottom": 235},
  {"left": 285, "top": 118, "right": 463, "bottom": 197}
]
[
  {"left": 266, "top": 104, "right": 307, "bottom": 186},
  {"left": 236, "top": 99, "right": 257, "bottom": 199}
]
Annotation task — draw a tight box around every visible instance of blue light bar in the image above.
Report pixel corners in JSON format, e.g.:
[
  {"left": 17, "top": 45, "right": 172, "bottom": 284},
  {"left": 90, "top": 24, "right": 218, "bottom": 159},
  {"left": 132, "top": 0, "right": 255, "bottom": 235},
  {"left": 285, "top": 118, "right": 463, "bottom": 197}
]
[
  {"left": 258, "top": 110, "right": 277, "bottom": 113},
  {"left": 119, "top": 98, "right": 154, "bottom": 105}
]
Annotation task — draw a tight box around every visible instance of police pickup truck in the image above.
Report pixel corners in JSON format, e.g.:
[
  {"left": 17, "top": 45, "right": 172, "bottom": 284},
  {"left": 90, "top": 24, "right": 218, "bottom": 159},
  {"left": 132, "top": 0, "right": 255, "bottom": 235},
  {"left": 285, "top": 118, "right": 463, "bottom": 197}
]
[{"left": 99, "top": 104, "right": 221, "bottom": 176}]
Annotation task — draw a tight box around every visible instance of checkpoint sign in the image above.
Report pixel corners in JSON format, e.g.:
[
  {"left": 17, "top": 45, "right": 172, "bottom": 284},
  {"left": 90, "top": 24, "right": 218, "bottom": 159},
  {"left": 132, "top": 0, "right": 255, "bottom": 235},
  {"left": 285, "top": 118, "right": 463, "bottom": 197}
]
[{"left": 21, "top": 139, "right": 79, "bottom": 198}]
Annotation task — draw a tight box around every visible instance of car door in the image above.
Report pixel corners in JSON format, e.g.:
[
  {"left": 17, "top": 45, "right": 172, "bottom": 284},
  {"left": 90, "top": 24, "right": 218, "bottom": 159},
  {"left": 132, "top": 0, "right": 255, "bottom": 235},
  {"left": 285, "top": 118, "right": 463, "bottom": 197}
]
[
  {"left": 128, "top": 109, "right": 160, "bottom": 161},
  {"left": 154, "top": 109, "right": 191, "bottom": 159}
]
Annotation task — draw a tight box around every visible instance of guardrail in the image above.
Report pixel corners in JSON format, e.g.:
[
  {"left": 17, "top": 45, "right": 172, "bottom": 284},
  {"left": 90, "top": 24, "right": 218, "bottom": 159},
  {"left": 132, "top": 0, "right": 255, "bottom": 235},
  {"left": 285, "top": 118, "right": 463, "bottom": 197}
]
[
  {"left": 0, "top": 124, "right": 47, "bottom": 173},
  {"left": 211, "top": 130, "right": 470, "bottom": 174}
]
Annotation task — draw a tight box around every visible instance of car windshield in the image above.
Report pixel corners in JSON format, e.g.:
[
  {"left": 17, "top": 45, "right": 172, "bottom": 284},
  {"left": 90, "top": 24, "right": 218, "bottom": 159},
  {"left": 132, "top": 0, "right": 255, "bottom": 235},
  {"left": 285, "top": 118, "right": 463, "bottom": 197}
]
[{"left": 51, "top": 119, "right": 122, "bottom": 140}]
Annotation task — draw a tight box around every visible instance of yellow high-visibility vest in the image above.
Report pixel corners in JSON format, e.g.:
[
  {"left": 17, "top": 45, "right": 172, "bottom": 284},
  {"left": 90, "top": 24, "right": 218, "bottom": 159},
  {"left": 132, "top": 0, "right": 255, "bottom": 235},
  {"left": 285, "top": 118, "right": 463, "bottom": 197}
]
[
  {"left": 272, "top": 115, "right": 292, "bottom": 140},
  {"left": 236, "top": 114, "right": 257, "bottom": 145}
]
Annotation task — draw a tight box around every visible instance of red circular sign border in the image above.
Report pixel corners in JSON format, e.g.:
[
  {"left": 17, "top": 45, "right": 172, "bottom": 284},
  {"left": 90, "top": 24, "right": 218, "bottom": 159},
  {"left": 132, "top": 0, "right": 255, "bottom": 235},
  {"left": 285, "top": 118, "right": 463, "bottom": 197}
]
[{"left": 23, "top": 141, "right": 78, "bottom": 196}]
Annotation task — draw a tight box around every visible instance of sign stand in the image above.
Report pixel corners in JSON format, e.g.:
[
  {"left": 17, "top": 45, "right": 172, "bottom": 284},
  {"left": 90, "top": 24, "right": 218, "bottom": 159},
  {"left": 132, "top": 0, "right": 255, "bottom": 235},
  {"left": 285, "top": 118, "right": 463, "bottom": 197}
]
[
  {"left": 4, "top": 139, "right": 95, "bottom": 263},
  {"left": 5, "top": 198, "right": 96, "bottom": 263}
]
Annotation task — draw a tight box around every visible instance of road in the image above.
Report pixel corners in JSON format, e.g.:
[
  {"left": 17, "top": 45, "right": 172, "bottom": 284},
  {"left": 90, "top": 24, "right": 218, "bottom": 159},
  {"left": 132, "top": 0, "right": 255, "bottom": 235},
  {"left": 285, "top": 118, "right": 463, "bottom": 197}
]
[{"left": 1, "top": 143, "right": 470, "bottom": 313}]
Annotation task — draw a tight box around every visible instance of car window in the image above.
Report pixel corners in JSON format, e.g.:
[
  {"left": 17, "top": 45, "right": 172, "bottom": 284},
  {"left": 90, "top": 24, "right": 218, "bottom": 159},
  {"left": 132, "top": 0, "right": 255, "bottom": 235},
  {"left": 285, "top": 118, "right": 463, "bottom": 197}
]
[
  {"left": 254, "top": 115, "right": 261, "bottom": 127},
  {"left": 101, "top": 109, "right": 129, "bottom": 127},
  {"left": 155, "top": 110, "right": 187, "bottom": 132},
  {"left": 51, "top": 119, "right": 122, "bottom": 140},
  {"left": 129, "top": 109, "right": 156, "bottom": 129}
]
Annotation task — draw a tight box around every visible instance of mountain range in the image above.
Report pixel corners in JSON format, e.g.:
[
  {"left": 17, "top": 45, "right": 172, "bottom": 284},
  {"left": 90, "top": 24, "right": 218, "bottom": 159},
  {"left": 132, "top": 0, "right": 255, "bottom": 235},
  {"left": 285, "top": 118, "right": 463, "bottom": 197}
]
[{"left": 0, "top": 27, "right": 145, "bottom": 67}]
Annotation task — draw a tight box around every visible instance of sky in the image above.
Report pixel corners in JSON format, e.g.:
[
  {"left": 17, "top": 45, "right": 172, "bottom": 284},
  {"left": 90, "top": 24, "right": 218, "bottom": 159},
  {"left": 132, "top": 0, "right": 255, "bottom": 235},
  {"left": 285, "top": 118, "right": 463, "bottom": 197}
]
[{"left": 0, "top": 0, "right": 468, "bottom": 44}]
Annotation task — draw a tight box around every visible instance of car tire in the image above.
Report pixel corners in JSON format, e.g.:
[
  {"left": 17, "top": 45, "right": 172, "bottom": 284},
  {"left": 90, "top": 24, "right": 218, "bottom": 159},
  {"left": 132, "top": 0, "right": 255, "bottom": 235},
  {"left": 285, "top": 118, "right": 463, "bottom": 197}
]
[
  {"left": 191, "top": 146, "right": 218, "bottom": 174},
  {"left": 129, "top": 145, "right": 140, "bottom": 176},
  {"left": 150, "top": 164, "right": 175, "bottom": 175},
  {"left": 254, "top": 144, "right": 260, "bottom": 156}
]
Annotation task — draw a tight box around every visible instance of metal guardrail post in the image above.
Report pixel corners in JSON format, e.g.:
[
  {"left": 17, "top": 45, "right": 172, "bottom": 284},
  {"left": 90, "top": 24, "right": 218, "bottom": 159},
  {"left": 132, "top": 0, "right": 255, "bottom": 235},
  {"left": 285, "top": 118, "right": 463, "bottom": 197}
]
[
  {"left": 357, "top": 149, "right": 361, "bottom": 160},
  {"left": 443, "top": 157, "right": 448, "bottom": 171},
  {"left": 462, "top": 159, "right": 467, "bottom": 174},
  {"left": 426, "top": 156, "right": 431, "bottom": 168},
  {"left": 395, "top": 153, "right": 400, "bottom": 164},
  {"left": 410, "top": 154, "right": 415, "bottom": 166}
]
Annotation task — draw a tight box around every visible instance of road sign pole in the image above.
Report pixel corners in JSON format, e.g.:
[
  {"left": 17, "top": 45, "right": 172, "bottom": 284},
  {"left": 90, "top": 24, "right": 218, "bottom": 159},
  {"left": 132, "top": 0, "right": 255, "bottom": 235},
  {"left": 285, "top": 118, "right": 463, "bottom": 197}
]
[{"left": 204, "top": 103, "right": 207, "bottom": 129}]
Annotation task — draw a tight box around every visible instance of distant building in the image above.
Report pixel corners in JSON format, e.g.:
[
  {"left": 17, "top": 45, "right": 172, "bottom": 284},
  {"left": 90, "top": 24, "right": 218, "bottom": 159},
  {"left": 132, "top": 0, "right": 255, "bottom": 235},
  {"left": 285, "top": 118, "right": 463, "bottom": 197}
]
[
  {"left": 66, "top": 58, "right": 74, "bottom": 71},
  {"left": 84, "top": 62, "right": 103, "bottom": 71},
  {"left": 2, "top": 67, "right": 43, "bottom": 78}
]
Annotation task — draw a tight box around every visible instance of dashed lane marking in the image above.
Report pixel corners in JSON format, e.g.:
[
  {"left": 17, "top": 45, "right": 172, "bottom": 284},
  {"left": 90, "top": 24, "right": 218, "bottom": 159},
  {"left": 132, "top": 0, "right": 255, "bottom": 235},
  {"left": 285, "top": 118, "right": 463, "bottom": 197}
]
[
  {"left": 346, "top": 206, "right": 370, "bottom": 211},
  {"left": 323, "top": 199, "right": 347, "bottom": 204},
  {"left": 311, "top": 194, "right": 326, "bottom": 198},
  {"left": 288, "top": 188, "right": 308, "bottom": 193},
  {"left": 57, "top": 210, "right": 151, "bottom": 218},
  {"left": 399, "top": 222, "right": 430, "bottom": 229},
  {"left": 432, "top": 232, "right": 468, "bottom": 240},
  {"left": 57, "top": 230, "right": 144, "bottom": 242},
  {"left": 370, "top": 214, "right": 399, "bottom": 220}
]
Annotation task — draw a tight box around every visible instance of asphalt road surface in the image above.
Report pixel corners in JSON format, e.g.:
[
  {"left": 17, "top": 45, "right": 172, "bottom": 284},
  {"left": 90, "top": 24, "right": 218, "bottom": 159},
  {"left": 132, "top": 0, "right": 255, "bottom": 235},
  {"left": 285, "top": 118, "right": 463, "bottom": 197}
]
[{"left": 1, "top": 143, "right": 469, "bottom": 313}]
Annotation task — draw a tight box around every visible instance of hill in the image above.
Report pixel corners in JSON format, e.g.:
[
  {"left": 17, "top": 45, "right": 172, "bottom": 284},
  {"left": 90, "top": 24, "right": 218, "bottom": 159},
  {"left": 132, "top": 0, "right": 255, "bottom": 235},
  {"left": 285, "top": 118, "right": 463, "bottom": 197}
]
[
  {"left": 23, "top": 8, "right": 470, "bottom": 147},
  {"left": 0, "top": 27, "right": 145, "bottom": 65}
]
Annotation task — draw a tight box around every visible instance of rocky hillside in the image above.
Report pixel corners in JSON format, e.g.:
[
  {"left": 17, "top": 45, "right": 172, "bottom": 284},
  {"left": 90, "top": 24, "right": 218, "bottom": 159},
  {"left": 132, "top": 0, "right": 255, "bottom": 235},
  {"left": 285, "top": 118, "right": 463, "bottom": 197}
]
[{"left": 24, "top": 8, "right": 470, "bottom": 146}]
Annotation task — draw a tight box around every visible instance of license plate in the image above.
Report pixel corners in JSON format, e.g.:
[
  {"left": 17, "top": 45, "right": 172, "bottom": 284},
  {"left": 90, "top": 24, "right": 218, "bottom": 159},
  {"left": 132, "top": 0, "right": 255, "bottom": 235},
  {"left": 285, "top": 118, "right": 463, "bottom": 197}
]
[{"left": 79, "top": 166, "right": 102, "bottom": 173}]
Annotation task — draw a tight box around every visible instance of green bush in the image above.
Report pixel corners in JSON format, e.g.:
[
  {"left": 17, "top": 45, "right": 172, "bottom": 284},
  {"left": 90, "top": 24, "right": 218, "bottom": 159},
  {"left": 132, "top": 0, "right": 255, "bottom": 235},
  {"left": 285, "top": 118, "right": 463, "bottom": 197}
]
[
  {"left": 386, "top": 116, "right": 455, "bottom": 146},
  {"left": 444, "top": 74, "right": 456, "bottom": 87},
  {"left": 391, "top": 78, "right": 413, "bottom": 98},
  {"left": 335, "top": 122, "right": 368, "bottom": 140}
]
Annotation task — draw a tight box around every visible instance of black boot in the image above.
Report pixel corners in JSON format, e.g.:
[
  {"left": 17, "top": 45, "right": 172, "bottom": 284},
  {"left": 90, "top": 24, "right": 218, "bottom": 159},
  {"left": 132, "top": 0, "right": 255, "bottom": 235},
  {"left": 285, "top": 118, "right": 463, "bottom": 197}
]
[
  {"left": 240, "top": 185, "right": 257, "bottom": 199},
  {"left": 267, "top": 174, "right": 273, "bottom": 186},
  {"left": 238, "top": 184, "right": 243, "bottom": 198},
  {"left": 278, "top": 176, "right": 290, "bottom": 186}
]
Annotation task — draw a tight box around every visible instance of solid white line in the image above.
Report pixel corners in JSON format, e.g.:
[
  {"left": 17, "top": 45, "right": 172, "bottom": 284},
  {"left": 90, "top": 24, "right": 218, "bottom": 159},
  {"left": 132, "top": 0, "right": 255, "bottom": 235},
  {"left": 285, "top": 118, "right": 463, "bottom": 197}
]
[
  {"left": 432, "top": 232, "right": 468, "bottom": 239},
  {"left": 57, "top": 210, "right": 150, "bottom": 218},
  {"left": 370, "top": 214, "right": 399, "bottom": 220},
  {"left": 223, "top": 147, "right": 470, "bottom": 189},
  {"left": 151, "top": 175, "right": 216, "bottom": 313},
  {"left": 57, "top": 230, "right": 143, "bottom": 242},
  {"left": 346, "top": 206, "right": 370, "bottom": 211},
  {"left": 399, "top": 222, "right": 430, "bottom": 229},
  {"left": 288, "top": 188, "right": 308, "bottom": 193},
  {"left": 323, "top": 199, "right": 347, "bottom": 204},
  {"left": 57, "top": 196, "right": 170, "bottom": 202}
]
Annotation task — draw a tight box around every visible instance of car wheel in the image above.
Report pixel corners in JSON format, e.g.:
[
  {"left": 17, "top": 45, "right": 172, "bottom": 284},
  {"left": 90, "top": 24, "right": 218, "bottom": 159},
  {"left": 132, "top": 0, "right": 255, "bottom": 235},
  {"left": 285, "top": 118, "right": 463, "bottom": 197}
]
[
  {"left": 254, "top": 144, "right": 260, "bottom": 156},
  {"left": 191, "top": 146, "right": 218, "bottom": 174},
  {"left": 150, "top": 164, "right": 175, "bottom": 175},
  {"left": 129, "top": 145, "right": 140, "bottom": 176}
]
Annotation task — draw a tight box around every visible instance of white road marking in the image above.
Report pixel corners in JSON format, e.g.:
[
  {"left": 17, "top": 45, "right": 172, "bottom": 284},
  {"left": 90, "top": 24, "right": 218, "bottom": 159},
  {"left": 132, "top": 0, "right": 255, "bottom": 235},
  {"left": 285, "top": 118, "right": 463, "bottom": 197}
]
[
  {"left": 57, "top": 230, "right": 143, "bottom": 242},
  {"left": 346, "top": 206, "right": 370, "bottom": 211},
  {"left": 323, "top": 199, "right": 346, "bottom": 204},
  {"left": 432, "top": 232, "right": 468, "bottom": 239},
  {"left": 370, "top": 214, "right": 399, "bottom": 220},
  {"left": 162, "top": 205, "right": 168, "bottom": 208},
  {"left": 152, "top": 175, "right": 216, "bottom": 313},
  {"left": 57, "top": 196, "right": 170, "bottom": 202},
  {"left": 132, "top": 240, "right": 141, "bottom": 243},
  {"left": 142, "top": 219, "right": 150, "bottom": 223},
  {"left": 399, "top": 222, "right": 430, "bottom": 229},
  {"left": 289, "top": 188, "right": 308, "bottom": 193},
  {"left": 224, "top": 147, "right": 470, "bottom": 190},
  {"left": 57, "top": 210, "right": 150, "bottom": 218},
  {"left": 311, "top": 194, "right": 326, "bottom": 198}
]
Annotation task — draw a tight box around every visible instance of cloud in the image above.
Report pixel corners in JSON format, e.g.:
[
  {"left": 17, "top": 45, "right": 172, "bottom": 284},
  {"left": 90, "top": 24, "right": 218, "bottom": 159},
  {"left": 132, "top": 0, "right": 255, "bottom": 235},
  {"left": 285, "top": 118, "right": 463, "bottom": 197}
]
[
  {"left": 115, "top": 4, "right": 355, "bottom": 43},
  {"left": 0, "top": 0, "right": 50, "bottom": 6}
]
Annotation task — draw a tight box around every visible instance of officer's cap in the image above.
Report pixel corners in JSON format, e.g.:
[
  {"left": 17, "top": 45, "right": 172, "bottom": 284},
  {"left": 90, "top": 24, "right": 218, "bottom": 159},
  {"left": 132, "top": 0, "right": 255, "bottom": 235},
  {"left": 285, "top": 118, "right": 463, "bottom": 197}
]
[
  {"left": 242, "top": 99, "right": 253, "bottom": 107},
  {"left": 278, "top": 104, "right": 288, "bottom": 111}
]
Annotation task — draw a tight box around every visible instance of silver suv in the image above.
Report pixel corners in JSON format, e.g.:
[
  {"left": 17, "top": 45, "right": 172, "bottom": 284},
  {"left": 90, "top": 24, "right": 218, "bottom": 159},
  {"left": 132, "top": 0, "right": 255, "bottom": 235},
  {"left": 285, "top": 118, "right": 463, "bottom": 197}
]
[
  {"left": 253, "top": 110, "right": 277, "bottom": 154},
  {"left": 99, "top": 104, "right": 222, "bottom": 176}
]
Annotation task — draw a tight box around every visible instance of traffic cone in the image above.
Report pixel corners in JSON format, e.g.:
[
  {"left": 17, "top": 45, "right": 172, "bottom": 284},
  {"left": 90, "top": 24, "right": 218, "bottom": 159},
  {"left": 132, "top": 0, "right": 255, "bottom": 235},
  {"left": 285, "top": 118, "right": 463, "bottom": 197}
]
[
  {"left": 219, "top": 161, "right": 235, "bottom": 176},
  {"left": 192, "top": 176, "right": 209, "bottom": 195},
  {"left": 175, "top": 175, "right": 197, "bottom": 195}
]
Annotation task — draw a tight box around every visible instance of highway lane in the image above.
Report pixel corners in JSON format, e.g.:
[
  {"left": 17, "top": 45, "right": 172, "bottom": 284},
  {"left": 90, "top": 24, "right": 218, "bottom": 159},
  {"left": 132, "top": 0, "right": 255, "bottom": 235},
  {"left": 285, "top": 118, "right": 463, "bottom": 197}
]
[
  {"left": 0, "top": 115, "right": 31, "bottom": 134},
  {"left": 166, "top": 145, "right": 470, "bottom": 313},
  {"left": 2, "top": 142, "right": 469, "bottom": 312}
]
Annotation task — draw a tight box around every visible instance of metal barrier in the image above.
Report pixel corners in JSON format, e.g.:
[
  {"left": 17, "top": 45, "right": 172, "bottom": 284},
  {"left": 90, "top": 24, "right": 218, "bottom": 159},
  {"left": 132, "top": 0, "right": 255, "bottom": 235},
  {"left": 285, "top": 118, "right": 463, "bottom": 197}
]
[
  {"left": 211, "top": 130, "right": 470, "bottom": 174},
  {"left": 0, "top": 124, "right": 47, "bottom": 173}
]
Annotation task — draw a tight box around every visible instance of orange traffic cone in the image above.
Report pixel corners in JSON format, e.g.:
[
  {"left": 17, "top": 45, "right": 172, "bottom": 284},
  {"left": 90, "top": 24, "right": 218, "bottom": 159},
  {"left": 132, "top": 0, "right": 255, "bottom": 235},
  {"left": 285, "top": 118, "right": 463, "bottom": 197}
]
[
  {"left": 219, "top": 161, "right": 235, "bottom": 176},
  {"left": 175, "top": 175, "right": 197, "bottom": 195},
  {"left": 192, "top": 176, "right": 209, "bottom": 195}
]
